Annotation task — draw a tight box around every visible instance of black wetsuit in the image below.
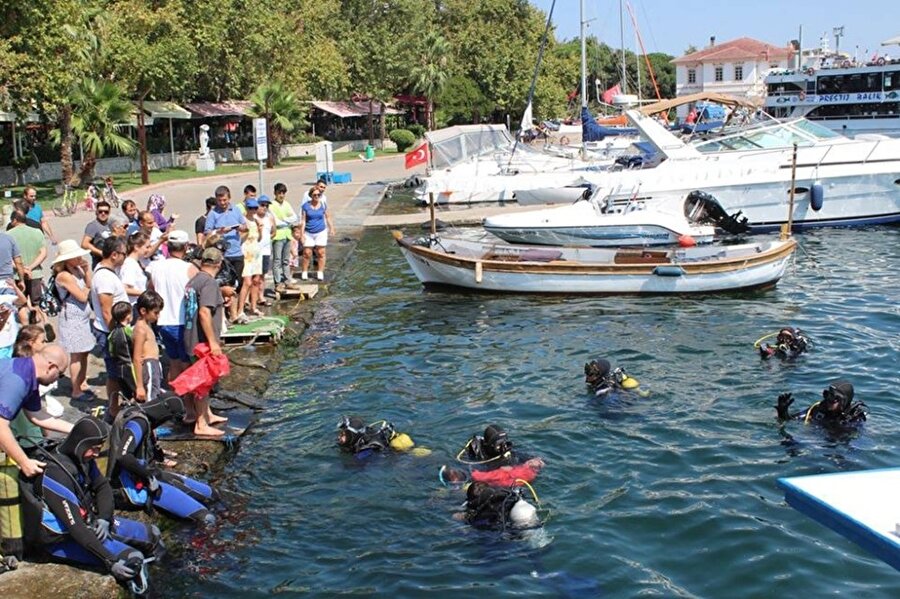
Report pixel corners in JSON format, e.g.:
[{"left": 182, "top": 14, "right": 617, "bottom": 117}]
[
  {"left": 464, "top": 483, "right": 523, "bottom": 531},
  {"left": 338, "top": 419, "right": 397, "bottom": 458},
  {"left": 760, "top": 329, "right": 809, "bottom": 360},
  {"left": 108, "top": 404, "right": 216, "bottom": 522},
  {"left": 776, "top": 382, "right": 867, "bottom": 428}
]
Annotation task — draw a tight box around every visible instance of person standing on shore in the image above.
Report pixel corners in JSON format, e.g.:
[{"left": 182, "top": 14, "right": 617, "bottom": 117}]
[
  {"left": 51, "top": 241, "right": 95, "bottom": 401},
  {"left": 269, "top": 183, "right": 298, "bottom": 293},
  {"left": 184, "top": 248, "right": 228, "bottom": 437},
  {"left": 90, "top": 237, "right": 129, "bottom": 415},
  {"left": 22, "top": 186, "right": 57, "bottom": 244},
  {"left": 255, "top": 195, "right": 275, "bottom": 303},
  {"left": 7, "top": 210, "right": 47, "bottom": 326},
  {"left": 194, "top": 197, "right": 217, "bottom": 246},
  {"left": 298, "top": 187, "right": 336, "bottom": 281},
  {"left": 81, "top": 202, "right": 111, "bottom": 268},
  {"left": 203, "top": 186, "right": 247, "bottom": 323}
]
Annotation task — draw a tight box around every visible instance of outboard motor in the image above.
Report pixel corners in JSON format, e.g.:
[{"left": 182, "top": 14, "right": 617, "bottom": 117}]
[{"left": 683, "top": 190, "right": 750, "bottom": 235}]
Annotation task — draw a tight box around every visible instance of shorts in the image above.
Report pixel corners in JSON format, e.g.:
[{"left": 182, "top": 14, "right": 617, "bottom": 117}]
[
  {"left": 158, "top": 325, "right": 191, "bottom": 362},
  {"left": 226, "top": 257, "right": 245, "bottom": 289},
  {"left": 92, "top": 326, "right": 119, "bottom": 380},
  {"left": 142, "top": 358, "right": 162, "bottom": 402},
  {"left": 261, "top": 255, "right": 271, "bottom": 276},
  {"left": 24, "top": 276, "right": 42, "bottom": 304},
  {"left": 303, "top": 230, "right": 328, "bottom": 248}
]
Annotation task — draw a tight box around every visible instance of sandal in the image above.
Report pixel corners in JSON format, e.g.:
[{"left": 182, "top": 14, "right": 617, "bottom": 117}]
[{"left": 162, "top": 458, "right": 178, "bottom": 468}]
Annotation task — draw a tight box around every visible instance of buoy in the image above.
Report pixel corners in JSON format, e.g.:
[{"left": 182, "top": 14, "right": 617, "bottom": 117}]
[
  {"left": 810, "top": 182, "right": 824, "bottom": 211},
  {"left": 678, "top": 234, "right": 696, "bottom": 248},
  {"left": 411, "top": 448, "right": 432, "bottom": 457},
  {"left": 621, "top": 376, "right": 640, "bottom": 390}
]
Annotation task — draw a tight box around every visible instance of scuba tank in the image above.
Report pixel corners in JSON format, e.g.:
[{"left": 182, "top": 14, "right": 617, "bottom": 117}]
[{"left": 0, "top": 450, "right": 24, "bottom": 560}]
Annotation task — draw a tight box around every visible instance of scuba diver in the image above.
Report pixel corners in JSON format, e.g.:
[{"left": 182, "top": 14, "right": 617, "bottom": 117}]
[
  {"left": 776, "top": 381, "right": 867, "bottom": 428},
  {"left": 18, "top": 417, "right": 161, "bottom": 593},
  {"left": 584, "top": 358, "right": 641, "bottom": 397},
  {"left": 457, "top": 424, "right": 519, "bottom": 469},
  {"left": 107, "top": 395, "right": 217, "bottom": 524},
  {"left": 757, "top": 327, "right": 810, "bottom": 360},
  {"left": 336, "top": 416, "right": 426, "bottom": 458},
  {"left": 461, "top": 482, "right": 541, "bottom": 531}
]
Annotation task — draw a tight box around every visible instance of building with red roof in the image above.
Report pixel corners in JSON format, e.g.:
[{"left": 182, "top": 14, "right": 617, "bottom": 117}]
[{"left": 672, "top": 36, "right": 795, "bottom": 119}]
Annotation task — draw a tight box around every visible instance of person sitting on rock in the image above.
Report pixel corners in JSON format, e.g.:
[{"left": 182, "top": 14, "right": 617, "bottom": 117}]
[
  {"left": 776, "top": 381, "right": 867, "bottom": 428},
  {"left": 107, "top": 395, "right": 217, "bottom": 524},
  {"left": 336, "top": 416, "right": 419, "bottom": 459},
  {"left": 18, "top": 417, "right": 162, "bottom": 592},
  {"left": 758, "top": 327, "right": 810, "bottom": 360}
]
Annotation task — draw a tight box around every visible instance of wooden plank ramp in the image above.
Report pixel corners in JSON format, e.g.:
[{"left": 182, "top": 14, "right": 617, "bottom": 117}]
[
  {"left": 221, "top": 315, "right": 290, "bottom": 346},
  {"left": 274, "top": 283, "right": 319, "bottom": 301}
]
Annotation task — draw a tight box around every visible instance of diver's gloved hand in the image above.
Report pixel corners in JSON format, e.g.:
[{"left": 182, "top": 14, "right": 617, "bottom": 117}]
[
  {"left": 147, "top": 476, "right": 160, "bottom": 494},
  {"left": 92, "top": 518, "right": 111, "bottom": 542},
  {"left": 110, "top": 557, "right": 137, "bottom": 582},
  {"left": 776, "top": 393, "right": 794, "bottom": 419}
]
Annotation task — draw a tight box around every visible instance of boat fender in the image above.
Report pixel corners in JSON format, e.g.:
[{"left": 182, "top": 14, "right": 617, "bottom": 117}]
[
  {"left": 798, "top": 92, "right": 806, "bottom": 101},
  {"left": 810, "top": 183, "right": 824, "bottom": 211},
  {"left": 652, "top": 265, "right": 685, "bottom": 277},
  {"left": 678, "top": 235, "right": 696, "bottom": 248}
]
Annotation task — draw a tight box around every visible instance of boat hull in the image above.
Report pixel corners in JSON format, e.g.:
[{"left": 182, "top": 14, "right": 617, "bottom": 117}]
[{"left": 396, "top": 236, "right": 795, "bottom": 294}]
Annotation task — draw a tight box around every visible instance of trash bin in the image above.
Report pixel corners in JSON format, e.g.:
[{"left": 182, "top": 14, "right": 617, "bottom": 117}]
[{"left": 364, "top": 145, "right": 375, "bottom": 161}]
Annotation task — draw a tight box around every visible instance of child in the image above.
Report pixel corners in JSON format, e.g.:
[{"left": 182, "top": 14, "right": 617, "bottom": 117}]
[
  {"left": 132, "top": 292, "right": 164, "bottom": 403},
  {"left": 0, "top": 278, "right": 28, "bottom": 358},
  {"left": 289, "top": 223, "right": 303, "bottom": 270},
  {"left": 107, "top": 301, "right": 135, "bottom": 411}
]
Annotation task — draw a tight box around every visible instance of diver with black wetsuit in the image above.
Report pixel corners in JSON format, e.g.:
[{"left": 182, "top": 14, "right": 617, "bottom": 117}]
[
  {"left": 107, "top": 396, "right": 217, "bottom": 524},
  {"left": 776, "top": 381, "right": 867, "bottom": 427},
  {"left": 336, "top": 416, "right": 417, "bottom": 458},
  {"left": 759, "top": 327, "right": 810, "bottom": 360},
  {"left": 18, "top": 417, "right": 161, "bottom": 591}
]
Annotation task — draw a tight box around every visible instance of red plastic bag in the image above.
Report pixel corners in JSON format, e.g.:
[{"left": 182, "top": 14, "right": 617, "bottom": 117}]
[
  {"left": 170, "top": 343, "right": 230, "bottom": 399},
  {"left": 471, "top": 464, "right": 538, "bottom": 487}
]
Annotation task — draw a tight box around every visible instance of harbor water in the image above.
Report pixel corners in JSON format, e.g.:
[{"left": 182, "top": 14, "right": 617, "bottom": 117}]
[{"left": 165, "top": 225, "right": 900, "bottom": 597}]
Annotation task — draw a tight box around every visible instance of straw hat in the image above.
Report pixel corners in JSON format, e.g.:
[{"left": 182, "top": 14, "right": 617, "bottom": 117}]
[{"left": 52, "top": 239, "right": 91, "bottom": 265}]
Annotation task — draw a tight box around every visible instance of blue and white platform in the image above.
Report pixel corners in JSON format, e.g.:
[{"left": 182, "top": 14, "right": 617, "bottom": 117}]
[{"left": 778, "top": 468, "right": 900, "bottom": 571}]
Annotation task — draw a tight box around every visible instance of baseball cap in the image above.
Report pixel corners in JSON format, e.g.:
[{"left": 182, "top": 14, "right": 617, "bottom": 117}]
[
  {"left": 167, "top": 230, "right": 190, "bottom": 244},
  {"left": 201, "top": 247, "right": 224, "bottom": 264},
  {"left": 257, "top": 194, "right": 271, "bottom": 204},
  {"left": 245, "top": 198, "right": 259, "bottom": 209}
]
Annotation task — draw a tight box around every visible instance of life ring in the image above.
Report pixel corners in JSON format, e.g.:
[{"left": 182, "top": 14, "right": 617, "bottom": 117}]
[
  {"left": 876, "top": 57, "right": 886, "bottom": 66},
  {"left": 798, "top": 92, "right": 806, "bottom": 101},
  {"left": 560, "top": 135, "right": 571, "bottom": 146},
  {"left": 804, "top": 67, "right": 815, "bottom": 76},
  {"left": 841, "top": 60, "right": 851, "bottom": 68}
]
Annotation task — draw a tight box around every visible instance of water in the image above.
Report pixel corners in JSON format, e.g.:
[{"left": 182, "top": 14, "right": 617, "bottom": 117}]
[{"left": 165, "top": 226, "right": 900, "bottom": 598}]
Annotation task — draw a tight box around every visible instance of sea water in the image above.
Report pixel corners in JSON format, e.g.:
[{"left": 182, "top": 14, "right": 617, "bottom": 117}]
[{"left": 164, "top": 226, "right": 900, "bottom": 597}]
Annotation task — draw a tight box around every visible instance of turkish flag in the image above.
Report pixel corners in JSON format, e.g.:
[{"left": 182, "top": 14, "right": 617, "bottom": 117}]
[
  {"left": 405, "top": 143, "right": 429, "bottom": 169},
  {"left": 601, "top": 83, "right": 621, "bottom": 104}
]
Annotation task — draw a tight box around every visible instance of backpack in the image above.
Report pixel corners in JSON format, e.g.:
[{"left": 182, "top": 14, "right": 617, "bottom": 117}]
[
  {"left": 37, "top": 273, "right": 62, "bottom": 316},
  {"left": 183, "top": 285, "right": 198, "bottom": 330}
]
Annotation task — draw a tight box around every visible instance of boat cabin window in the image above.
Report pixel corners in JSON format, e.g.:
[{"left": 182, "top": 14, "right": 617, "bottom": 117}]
[
  {"left": 791, "top": 119, "right": 840, "bottom": 139},
  {"left": 817, "top": 73, "right": 884, "bottom": 94},
  {"left": 885, "top": 71, "right": 900, "bottom": 91}
]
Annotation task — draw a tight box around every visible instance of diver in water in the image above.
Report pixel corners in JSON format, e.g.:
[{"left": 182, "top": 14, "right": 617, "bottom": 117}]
[
  {"left": 336, "top": 416, "right": 420, "bottom": 458},
  {"left": 776, "top": 381, "right": 867, "bottom": 427},
  {"left": 461, "top": 482, "right": 541, "bottom": 531},
  {"left": 584, "top": 358, "right": 641, "bottom": 396},
  {"left": 457, "top": 424, "right": 520, "bottom": 469},
  {"left": 107, "top": 395, "right": 217, "bottom": 524},
  {"left": 758, "top": 327, "right": 810, "bottom": 360},
  {"left": 18, "top": 417, "right": 161, "bottom": 592}
]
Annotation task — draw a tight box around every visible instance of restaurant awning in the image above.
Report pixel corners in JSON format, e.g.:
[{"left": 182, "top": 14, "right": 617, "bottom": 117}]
[
  {"left": 139, "top": 101, "right": 192, "bottom": 120},
  {"left": 184, "top": 101, "right": 253, "bottom": 118},
  {"left": 310, "top": 100, "right": 403, "bottom": 118}
]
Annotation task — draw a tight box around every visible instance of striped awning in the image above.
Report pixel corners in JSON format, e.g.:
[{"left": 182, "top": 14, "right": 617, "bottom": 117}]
[
  {"left": 184, "top": 101, "right": 253, "bottom": 118},
  {"left": 139, "top": 101, "right": 192, "bottom": 119},
  {"left": 311, "top": 100, "right": 403, "bottom": 118}
]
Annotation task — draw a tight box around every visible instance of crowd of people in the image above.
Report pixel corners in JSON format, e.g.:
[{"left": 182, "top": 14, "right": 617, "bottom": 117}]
[{"left": 0, "top": 179, "right": 336, "bottom": 589}]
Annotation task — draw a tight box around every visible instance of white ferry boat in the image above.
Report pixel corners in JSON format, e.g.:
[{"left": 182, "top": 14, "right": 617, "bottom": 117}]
[{"left": 764, "top": 33, "right": 900, "bottom": 137}]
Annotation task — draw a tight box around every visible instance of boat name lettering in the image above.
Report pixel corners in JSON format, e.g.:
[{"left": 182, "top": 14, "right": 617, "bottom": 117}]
[{"left": 814, "top": 92, "right": 883, "bottom": 103}]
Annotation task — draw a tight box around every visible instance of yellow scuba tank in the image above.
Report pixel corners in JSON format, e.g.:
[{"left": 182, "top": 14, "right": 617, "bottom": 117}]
[
  {"left": 0, "top": 451, "right": 24, "bottom": 559},
  {"left": 620, "top": 376, "right": 640, "bottom": 390},
  {"left": 389, "top": 433, "right": 432, "bottom": 456}
]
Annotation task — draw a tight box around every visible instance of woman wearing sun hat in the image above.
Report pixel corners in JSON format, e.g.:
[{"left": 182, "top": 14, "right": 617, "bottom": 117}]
[{"left": 51, "top": 240, "right": 96, "bottom": 401}]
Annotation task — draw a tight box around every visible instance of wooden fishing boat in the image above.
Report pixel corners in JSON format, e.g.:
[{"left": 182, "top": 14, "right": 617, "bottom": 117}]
[{"left": 393, "top": 232, "right": 796, "bottom": 294}]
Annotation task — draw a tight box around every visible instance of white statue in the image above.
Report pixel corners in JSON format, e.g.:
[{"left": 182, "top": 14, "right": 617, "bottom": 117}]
[{"left": 198, "top": 124, "right": 210, "bottom": 158}]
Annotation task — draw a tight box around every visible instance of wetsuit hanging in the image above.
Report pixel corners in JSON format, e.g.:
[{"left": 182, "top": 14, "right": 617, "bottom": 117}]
[{"left": 107, "top": 396, "right": 217, "bottom": 523}]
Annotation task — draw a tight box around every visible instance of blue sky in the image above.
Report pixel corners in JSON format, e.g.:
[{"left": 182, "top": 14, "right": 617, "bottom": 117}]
[{"left": 531, "top": 0, "right": 899, "bottom": 59}]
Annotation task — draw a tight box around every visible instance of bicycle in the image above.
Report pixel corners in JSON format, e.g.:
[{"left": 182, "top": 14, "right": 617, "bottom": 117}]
[{"left": 52, "top": 184, "right": 79, "bottom": 217}]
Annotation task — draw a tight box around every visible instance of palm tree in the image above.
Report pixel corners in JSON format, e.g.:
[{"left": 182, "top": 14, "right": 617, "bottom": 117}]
[
  {"left": 409, "top": 32, "right": 450, "bottom": 130},
  {"left": 248, "top": 82, "right": 306, "bottom": 168},
  {"left": 53, "top": 78, "right": 136, "bottom": 183}
]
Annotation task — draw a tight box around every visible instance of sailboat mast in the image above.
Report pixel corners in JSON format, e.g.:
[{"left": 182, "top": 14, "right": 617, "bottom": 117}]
[
  {"left": 619, "top": 0, "right": 627, "bottom": 94},
  {"left": 580, "top": 0, "right": 587, "bottom": 108}
]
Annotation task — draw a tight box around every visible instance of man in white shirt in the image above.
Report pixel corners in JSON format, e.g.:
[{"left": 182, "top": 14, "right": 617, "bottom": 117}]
[
  {"left": 300, "top": 178, "right": 328, "bottom": 208},
  {"left": 90, "top": 237, "right": 128, "bottom": 415},
  {"left": 145, "top": 230, "right": 197, "bottom": 383}
]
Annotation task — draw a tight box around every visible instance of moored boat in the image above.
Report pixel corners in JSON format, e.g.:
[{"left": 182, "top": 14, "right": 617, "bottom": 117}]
[{"left": 393, "top": 232, "right": 796, "bottom": 294}]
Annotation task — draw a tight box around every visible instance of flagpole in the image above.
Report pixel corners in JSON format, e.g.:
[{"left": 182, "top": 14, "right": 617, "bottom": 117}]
[
  {"left": 580, "top": 0, "right": 587, "bottom": 161},
  {"left": 507, "top": 0, "right": 556, "bottom": 170}
]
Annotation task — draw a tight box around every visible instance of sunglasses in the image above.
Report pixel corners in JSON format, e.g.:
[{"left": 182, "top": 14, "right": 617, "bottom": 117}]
[
  {"left": 311, "top": 194, "right": 321, "bottom": 198},
  {"left": 97, "top": 210, "right": 110, "bottom": 215}
]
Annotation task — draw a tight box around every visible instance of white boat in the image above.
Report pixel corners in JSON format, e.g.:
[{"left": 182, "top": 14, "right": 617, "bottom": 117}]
[
  {"left": 393, "top": 232, "right": 795, "bottom": 294},
  {"left": 483, "top": 194, "right": 719, "bottom": 246},
  {"left": 765, "top": 31, "right": 900, "bottom": 138},
  {"left": 483, "top": 110, "right": 900, "bottom": 240}
]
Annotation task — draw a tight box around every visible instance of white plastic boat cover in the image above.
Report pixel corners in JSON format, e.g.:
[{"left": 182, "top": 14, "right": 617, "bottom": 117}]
[{"left": 425, "top": 124, "right": 512, "bottom": 169}]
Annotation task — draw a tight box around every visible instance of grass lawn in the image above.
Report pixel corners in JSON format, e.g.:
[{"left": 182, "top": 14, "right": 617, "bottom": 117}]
[{"left": 2, "top": 148, "right": 400, "bottom": 208}]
